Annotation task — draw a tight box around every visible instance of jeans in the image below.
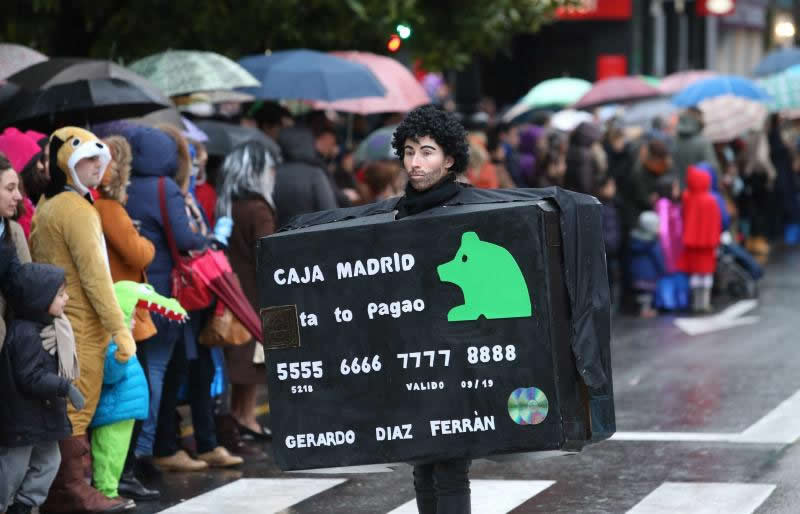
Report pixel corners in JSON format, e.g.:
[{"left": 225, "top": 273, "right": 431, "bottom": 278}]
[
  {"left": 154, "top": 308, "right": 218, "bottom": 456},
  {"left": 413, "top": 458, "right": 471, "bottom": 514},
  {"left": 135, "top": 316, "right": 180, "bottom": 457}
]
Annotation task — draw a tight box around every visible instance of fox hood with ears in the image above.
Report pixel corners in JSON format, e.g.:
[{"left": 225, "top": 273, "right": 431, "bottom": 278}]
[{"left": 45, "top": 127, "right": 111, "bottom": 200}]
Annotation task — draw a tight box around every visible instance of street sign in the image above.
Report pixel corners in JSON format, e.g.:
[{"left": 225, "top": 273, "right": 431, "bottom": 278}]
[{"left": 258, "top": 199, "right": 611, "bottom": 470}]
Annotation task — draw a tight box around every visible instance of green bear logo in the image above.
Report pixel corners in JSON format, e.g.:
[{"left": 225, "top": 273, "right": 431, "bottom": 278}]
[{"left": 437, "top": 231, "right": 532, "bottom": 321}]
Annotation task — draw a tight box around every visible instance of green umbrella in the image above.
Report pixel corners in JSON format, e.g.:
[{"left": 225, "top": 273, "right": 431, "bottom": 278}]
[
  {"left": 756, "top": 65, "right": 800, "bottom": 112},
  {"left": 129, "top": 50, "right": 260, "bottom": 98},
  {"left": 503, "top": 77, "right": 591, "bottom": 121}
]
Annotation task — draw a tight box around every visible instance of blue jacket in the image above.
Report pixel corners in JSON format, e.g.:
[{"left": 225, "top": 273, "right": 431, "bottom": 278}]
[
  {"left": 629, "top": 236, "right": 666, "bottom": 284},
  {"left": 91, "top": 342, "right": 149, "bottom": 428},
  {"left": 123, "top": 126, "right": 208, "bottom": 297}
]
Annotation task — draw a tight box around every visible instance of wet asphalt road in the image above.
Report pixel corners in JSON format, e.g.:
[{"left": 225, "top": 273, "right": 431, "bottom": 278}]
[{"left": 128, "top": 248, "right": 800, "bottom": 514}]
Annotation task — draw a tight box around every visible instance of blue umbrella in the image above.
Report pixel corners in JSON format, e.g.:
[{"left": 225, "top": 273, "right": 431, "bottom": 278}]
[
  {"left": 238, "top": 49, "right": 385, "bottom": 102},
  {"left": 753, "top": 47, "right": 800, "bottom": 77},
  {"left": 672, "top": 75, "right": 770, "bottom": 107}
]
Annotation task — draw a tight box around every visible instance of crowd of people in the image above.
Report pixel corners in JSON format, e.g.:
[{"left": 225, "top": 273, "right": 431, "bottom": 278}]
[{"left": 0, "top": 92, "right": 796, "bottom": 512}]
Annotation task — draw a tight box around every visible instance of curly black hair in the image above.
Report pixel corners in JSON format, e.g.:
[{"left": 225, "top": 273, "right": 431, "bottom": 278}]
[{"left": 391, "top": 105, "right": 469, "bottom": 175}]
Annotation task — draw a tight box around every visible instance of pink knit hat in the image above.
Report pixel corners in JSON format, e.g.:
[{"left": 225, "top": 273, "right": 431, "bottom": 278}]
[{"left": 0, "top": 127, "right": 44, "bottom": 173}]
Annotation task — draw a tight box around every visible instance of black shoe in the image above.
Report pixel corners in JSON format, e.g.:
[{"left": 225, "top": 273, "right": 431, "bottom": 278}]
[
  {"left": 237, "top": 422, "right": 273, "bottom": 441},
  {"left": 133, "top": 456, "right": 163, "bottom": 480},
  {"left": 6, "top": 502, "right": 32, "bottom": 514},
  {"left": 118, "top": 470, "right": 161, "bottom": 501}
]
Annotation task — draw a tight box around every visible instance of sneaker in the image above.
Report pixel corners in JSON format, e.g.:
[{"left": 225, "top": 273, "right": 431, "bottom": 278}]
[
  {"left": 197, "top": 446, "right": 244, "bottom": 468},
  {"left": 153, "top": 450, "right": 209, "bottom": 472}
]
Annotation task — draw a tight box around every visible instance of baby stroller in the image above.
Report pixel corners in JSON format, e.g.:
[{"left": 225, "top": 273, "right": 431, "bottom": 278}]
[{"left": 715, "top": 235, "right": 762, "bottom": 300}]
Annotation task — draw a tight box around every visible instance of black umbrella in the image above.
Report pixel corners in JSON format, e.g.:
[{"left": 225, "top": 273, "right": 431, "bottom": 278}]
[
  {"left": 193, "top": 119, "right": 280, "bottom": 160},
  {"left": 1, "top": 58, "right": 171, "bottom": 129}
]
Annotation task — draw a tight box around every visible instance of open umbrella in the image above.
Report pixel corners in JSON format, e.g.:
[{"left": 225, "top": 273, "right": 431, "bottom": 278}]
[
  {"left": 193, "top": 119, "right": 278, "bottom": 158},
  {"left": 550, "top": 109, "right": 594, "bottom": 132},
  {"left": 193, "top": 249, "right": 262, "bottom": 342},
  {"left": 2, "top": 58, "right": 171, "bottom": 127},
  {"left": 129, "top": 50, "right": 260, "bottom": 98},
  {"left": 239, "top": 49, "right": 385, "bottom": 102},
  {"left": 312, "top": 52, "right": 428, "bottom": 114},
  {"left": 0, "top": 44, "right": 47, "bottom": 80},
  {"left": 353, "top": 125, "right": 398, "bottom": 166},
  {"left": 754, "top": 47, "right": 800, "bottom": 77},
  {"left": 658, "top": 70, "right": 717, "bottom": 95},
  {"left": 698, "top": 95, "right": 768, "bottom": 143},
  {"left": 503, "top": 77, "right": 592, "bottom": 121},
  {"left": 756, "top": 65, "right": 800, "bottom": 112},
  {"left": 622, "top": 97, "right": 679, "bottom": 127},
  {"left": 673, "top": 75, "right": 770, "bottom": 107},
  {"left": 573, "top": 76, "right": 660, "bottom": 109}
]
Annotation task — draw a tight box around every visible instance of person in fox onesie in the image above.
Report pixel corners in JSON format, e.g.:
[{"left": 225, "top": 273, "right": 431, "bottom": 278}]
[{"left": 31, "top": 127, "right": 136, "bottom": 514}]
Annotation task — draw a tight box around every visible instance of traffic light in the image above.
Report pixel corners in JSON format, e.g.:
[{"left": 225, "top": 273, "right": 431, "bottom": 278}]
[
  {"left": 387, "top": 34, "right": 402, "bottom": 53},
  {"left": 396, "top": 24, "right": 412, "bottom": 39}
]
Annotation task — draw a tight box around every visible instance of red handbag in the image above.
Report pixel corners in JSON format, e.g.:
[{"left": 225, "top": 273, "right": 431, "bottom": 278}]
[{"left": 158, "top": 177, "right": 213, "bottom": 311}]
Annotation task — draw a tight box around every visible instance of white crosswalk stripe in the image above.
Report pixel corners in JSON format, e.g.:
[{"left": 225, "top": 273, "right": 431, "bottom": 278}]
[
  {"left": 154, "top": 477, "right": 776, "bottom": 513},
  {"left": 157, "top": 478, "right": 346, "bottom": 514},
  {"left": 386, "top": 479, "right": 555, "bottom": 514},
  {"left": 626, "top": 482, "right": 776, "bottom": 514}
]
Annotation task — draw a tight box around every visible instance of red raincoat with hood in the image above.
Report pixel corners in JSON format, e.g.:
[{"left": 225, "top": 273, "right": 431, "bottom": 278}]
[{"left": 677, "top": 165, "right": 721, "bottom": 274}]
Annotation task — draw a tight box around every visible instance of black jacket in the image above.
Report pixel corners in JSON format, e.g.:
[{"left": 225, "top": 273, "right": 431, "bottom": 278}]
[
  {"left": 275, "top": 127, "right": 339, "bottom": 229},
  {"left": 0, "top": 263, "right": 72, "bottom": 447}
]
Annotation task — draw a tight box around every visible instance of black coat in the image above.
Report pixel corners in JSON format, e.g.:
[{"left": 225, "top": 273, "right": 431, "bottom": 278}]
[
  {"left": 0, "top": 263, "right": 71, "bottom": 447},
  {"left": 275, "top": 127, "right": 339, "bottom": 229}
]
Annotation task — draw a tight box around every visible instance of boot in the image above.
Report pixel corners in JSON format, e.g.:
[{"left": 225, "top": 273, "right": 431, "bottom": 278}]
[
  {"left": 6, "top": 502, "right": 33, "bottom": 514},
  {"left": 40, "top": 435, "right": 130, "bottom": 513},
  {"left": 118, "top": 469, "right": 160, "bottom": 501}
]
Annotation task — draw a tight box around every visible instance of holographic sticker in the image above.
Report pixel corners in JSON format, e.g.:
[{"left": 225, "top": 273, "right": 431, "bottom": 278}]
[{"left": 508, "top": 387, "right": 548, "bottom": 425}]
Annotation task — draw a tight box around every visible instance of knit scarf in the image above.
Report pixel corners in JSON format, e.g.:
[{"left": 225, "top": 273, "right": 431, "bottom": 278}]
[
  {"left": 395, "top": 173, "right": 461, "bottom": 219},
  {"left": 40, "top": 314, "right": 80, "bottom": 381}
]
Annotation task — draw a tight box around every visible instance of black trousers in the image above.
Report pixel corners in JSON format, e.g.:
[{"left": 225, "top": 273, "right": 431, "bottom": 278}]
[{"left": 413, "top": 458, "right": 471, "bottom": 514}]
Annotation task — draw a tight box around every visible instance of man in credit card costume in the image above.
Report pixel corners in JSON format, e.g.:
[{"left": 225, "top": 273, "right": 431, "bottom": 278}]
[{"left": 259, "top": 106, "right": 615, "bottom": 514}]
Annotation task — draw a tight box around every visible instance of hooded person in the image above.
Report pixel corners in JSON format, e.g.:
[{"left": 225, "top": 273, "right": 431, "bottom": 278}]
[
  {"left": 565, "top": 121, "right": 604, "bottom": 195},
  {"left": 0, "top": 263, "right": 85, "bottom": 514},
  {"left": 672, "top": 109, "right": 720, "bottom": 188},
  {"left": 275, "top": 126, "right": 338, "bottom": 229},
  {"left": 119, "top": 125, "right": 208, "bottom": 469},
  {"left": 628, "top": 211, "right": 665, "bottom": 318},
  {"left": 89, "top": 282, "right": 186, "bottom": 504},
  {"left": 678, "top": 165, "right": 722, "bottom": 313},
  {"left": 30, "top": 127, "right": 135, "bottom": 514}
]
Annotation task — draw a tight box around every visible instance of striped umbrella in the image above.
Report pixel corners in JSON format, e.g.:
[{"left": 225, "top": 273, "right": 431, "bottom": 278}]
[
  {"left": 698, "top": 95, "right": 767, "bottom": 143},
  {"left": 756, "top": 65, "right": 800, "bottom": 112}
]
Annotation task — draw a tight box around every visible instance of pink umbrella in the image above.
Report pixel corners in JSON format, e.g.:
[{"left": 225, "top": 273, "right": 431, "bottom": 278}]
[
  {"left": 658, "top": 70, "right": 718, "bottom": 95},
  {"left": 573, "top": 76, "right": 660, "bottom": 109},
  {"left": 0, "top": 44, "right": 47, "bottom": 80},
  {"left": 313, "top": 52, "right": 430, "bottom": 114}
]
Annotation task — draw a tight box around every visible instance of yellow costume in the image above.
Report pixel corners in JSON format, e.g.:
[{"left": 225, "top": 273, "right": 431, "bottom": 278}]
[{"left": 29, "top": 127, "right": 135, "bottom": 436}]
